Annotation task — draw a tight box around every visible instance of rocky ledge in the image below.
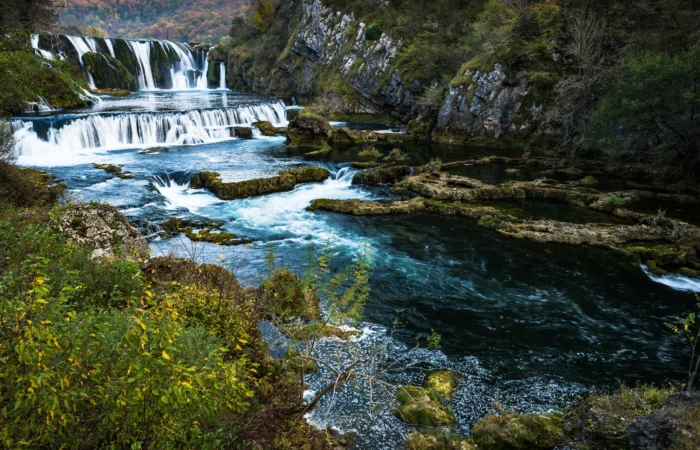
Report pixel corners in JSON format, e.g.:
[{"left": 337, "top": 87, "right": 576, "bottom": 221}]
[{"left": 190, "top": 166, "right": 331, "bottom": 200}]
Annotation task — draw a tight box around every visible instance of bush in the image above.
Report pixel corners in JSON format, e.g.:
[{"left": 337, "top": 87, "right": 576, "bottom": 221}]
[
  {"left": 365, "top": 24, "right": 382, "bottom": 41},
  {"left": 0, "top": 218, "right": 257, "bottom": 448},
  {"left": 587, "top": 46, "right": 700, "bottom": 168}
]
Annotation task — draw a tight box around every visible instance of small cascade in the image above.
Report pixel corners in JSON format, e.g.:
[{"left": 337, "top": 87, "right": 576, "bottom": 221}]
[
  {"left": 197, "top": 50, "right": 210, "bottom": 90},
  {"left": 12, "top": 101, "right": 289, "bottom": 163},
  {"left": 126, "top": 40, "right": 156, "bottom": 90},
  {"left": 219, "top": 62, "right": 226, "bottom": 89},
  {"left": 66, "top": 35, "right": 100, "bottom": 88},
  {"left": 152, "top": 173, "right": 220, "bottom": 210},
  {"left": 31, "top": 34, "right": 57, "bottom": 60}
]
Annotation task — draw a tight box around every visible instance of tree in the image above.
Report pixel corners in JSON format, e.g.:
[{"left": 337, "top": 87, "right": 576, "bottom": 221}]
[
  {"left": 0, "top": 0, "right": 63, "bottom": 32},
  {"left": 587, "top": 45, "right": 700, "bottom": 168},
  {"left": 251, "top": 1, "right": 275, "bottom": 34}
]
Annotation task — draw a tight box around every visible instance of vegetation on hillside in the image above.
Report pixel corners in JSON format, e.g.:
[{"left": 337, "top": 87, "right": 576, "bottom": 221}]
[{"left": 59, "top": 0, "right": 254, "bottom": 43}]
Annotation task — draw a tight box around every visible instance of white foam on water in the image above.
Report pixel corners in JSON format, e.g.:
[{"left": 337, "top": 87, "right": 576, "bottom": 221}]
[
  {"left": 642, "top": 264, "right": 700, "bottom": 292},
  {"left": 152, "top": 174, "right": 222, "bottom": 210}
]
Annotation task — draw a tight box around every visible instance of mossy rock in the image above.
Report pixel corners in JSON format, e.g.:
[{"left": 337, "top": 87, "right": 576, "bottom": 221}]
[
  {"left": 352, "top": 166, "right": 419, "bottom": 186},
  {"left": 562, "top": 386, "right": 674, "bottom": 450},
  {"left": 471, "top": 412, "right": 564, "bottom": 450},
  {"left": 307, "top": 198, "right": 426, "bottom": 216},
  {"left": 93, "top": 163, "right": 134, "bottom": 179},
  {"left": 406, "top": 432, "right": 477, "bottom": 450},
  {"left": 281, "top": 322, "right": 358, "bottom": 341},
  {"left": 0, "top": 163, "right": 66, "bottom": 210},
  {"left": 285, "top": 110, "right": 335, "bottom": 150},
  {"left": 89, "top": 88, "right": 132, "bottom": 97},
  {"left": 253, "top": 121, "right": 286, "bottom": 136},
  {"left": 82, "top": 52, "right": 138, "bottom": 91},
  {"left": 406, "top": 119, "right": 434, "bottom": 141},
  {"left": 137, "top": 147, "right": 167, "bottom": 154},
  {"left": 579, "top": 175, "right": 599, "bottom": 185},
  {"left": 287, "top": 109, "right": 300, "bottom": 121},
  {"left": 679, "top": 267, "right": 700, "bottom": 278},
  {"left": 351, "top": 161, "right": 381, "bottom": 169},
  {"left": 330, "top": 127, "right": 378, "bottom": 144},
  {"left": 190, "top": 166, "right": 330, "bottom": 200},
  {"left": 393, "top": 386, "right": 456, "bottom": 427},
  {"left": 261, "top": 269, "right": 321, "bottom": 321},
  {"left": 425, "top": 371, "right": 458, "bottom": 402},
  {"left": 234, "top": 127, "right": 253, "bottom": 139}
]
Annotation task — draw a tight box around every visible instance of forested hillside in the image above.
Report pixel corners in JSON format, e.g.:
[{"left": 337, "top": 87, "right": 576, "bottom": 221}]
[{"left": 59, "top": 0, "right": 252, "bottom": 43}]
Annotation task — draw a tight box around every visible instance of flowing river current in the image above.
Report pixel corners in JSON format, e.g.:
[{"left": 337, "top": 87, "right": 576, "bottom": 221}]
[{"left": 11, "top": 90, "right": 699, "bottom": 449}]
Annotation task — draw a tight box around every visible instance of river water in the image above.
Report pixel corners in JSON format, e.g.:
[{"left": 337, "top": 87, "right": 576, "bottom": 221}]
[{"left": 11, "top": 90, "right": 698, "bottom": 449}]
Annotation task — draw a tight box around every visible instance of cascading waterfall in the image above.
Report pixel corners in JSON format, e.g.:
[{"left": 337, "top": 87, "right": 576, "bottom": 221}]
[
  {"left": 12, "top": 101, "right": 288, "bottom": 164},
  {"left": 219, "top": 63, "right": 226, "bottom": 89},
  {"left": 31, "top": 34, "right": 218, "bottom": 91}
]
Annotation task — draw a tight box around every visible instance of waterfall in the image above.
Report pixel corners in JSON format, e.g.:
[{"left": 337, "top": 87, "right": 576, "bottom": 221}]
[
  {"left": 197, "top": 50, "right": 210, "bottom": 90},
  {"left": 12, "top": 101, "right": 288, "bottom": 163},
  {"left": 31, "top": 34, "right": 219, "bottom": 92},
  {"left": 219, "top": 63, "right": 226, "bottom": 89},
  {"left": 66, "top": 35, "right": 100, "bottom": 88}
]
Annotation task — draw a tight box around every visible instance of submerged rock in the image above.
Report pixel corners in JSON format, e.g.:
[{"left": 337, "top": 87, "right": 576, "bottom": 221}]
[
  {"left": 307, "top": 197, "right": 426, "bottom": 215},
  {"left": 190, "top": 166, "right": 330, "bottom": 200},
  {"left": 393, "top": 386, "right": 456, "bottom": 427},
  {"left": 471, "top": 412, "right": 564, "bottom": 450},
  {"left": 93, "top": 163, "right": 134, "bottom": 179},
  {"left": 55, "top": 203, "right": 149, "bottom": 262}
]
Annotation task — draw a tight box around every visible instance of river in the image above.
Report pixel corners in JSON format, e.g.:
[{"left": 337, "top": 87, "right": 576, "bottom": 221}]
[{"left": 11, "top": 86, "right": 699, "bottom": 449}]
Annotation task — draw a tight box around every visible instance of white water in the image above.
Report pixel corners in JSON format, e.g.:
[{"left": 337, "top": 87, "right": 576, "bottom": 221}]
[
  {"left": 200, "top": 166, "right": 374, "bottom": 248},
  {"left": 219, "top": 62, "right": 226, "bottom": 89},
  {"left": 127, "top": 40, "right": 156, "bottom": 90},
  {"left": 12, "top": 101, "right": 288, "bottom": 165},
  {"left": 66, "top": 35, "right": 100, "bottom": 88},
  {"left": 31, "top": 35, "right": 57, "bottom": 60},
  {"left": 643, "top": 264, "right": 700, "bottom": 292},
  {"left": 197, "top": 51, "right": 210, "bottom": 90},
  {"left": 152, "top": 174, "right": 221, "bottom": 210}
]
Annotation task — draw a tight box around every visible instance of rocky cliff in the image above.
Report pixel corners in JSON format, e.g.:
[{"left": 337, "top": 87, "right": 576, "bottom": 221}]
[{"left": 227, "top": 0, "right": 549, "bottom": 144}]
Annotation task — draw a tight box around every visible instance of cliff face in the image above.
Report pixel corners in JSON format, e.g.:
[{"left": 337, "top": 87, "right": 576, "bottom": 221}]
[
  {"left": 228, "top": 0, "right": 548, "bottom": 143},
  {"left": 434, "top": 64, "right": 545, "bottom": 143},
  {"left": 229, "top": 0, "right": 422, "bottom": 117}
]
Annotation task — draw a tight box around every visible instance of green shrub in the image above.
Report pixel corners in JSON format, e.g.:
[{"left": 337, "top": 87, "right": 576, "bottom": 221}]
[{"left": 365, "top": 24, "right": 382, "bottom": 41}]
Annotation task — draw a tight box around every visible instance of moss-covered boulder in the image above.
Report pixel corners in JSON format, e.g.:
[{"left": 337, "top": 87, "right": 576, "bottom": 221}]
[
  {"left": 234, "top": 127, "right": 253, "bottom": 139},
  {"left": 190, "top": 166, "right": 330, "bottom": 200},
  {"left": 287, "top": 109, "right": 300, "bottom": 121},
  {"left": 260, "top": 268, "right": 321, "bottom": 321},
  {"left": 425, "top": 371, "right": 458, "bottom": 402},
  {"left": 394, "top": 386, "right": 456, "bottom": 427},
  {"left": 330, "top": 127, "right": 378, "bottom": 144},
  {"left": 160, "top": 218, "right": 249, "bottom": 246},
  {"left": 406, "top": 432, "right": 477, "bottom": 450},
  {"left": 253, "top": 121, "right": 286, "bottom": 136},
  {"left": 563, "top": 386, "right": 674, "bottom": 450},
  {"left": 82, "top": 52, "right": 138, "bottom": 91},
  {"left": 626, "top": 392, "right": 700, "bottom": 450},
  {"left": 406, "top": 119, "right": 434, "bottom": 141},
  {"left": 471, "top": 412, "right": 564, "bottom": 450},
  {"left": 93, "top": 163, "right": 134, "bottom": 179},
  {"left": 0, "top": 163, "right": 66, "bottom": 210},
  {"left": 54, "top": 203, "right": 149, "bottom": 262},
  {"left": 286, "top": 110, "right": 335, "bottom": 150}
]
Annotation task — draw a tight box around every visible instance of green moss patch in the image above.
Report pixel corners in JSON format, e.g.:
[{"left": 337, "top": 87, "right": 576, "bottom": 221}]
[
  {"left": 472, "top": 412, "right": 564, "bottom": 450},
  {"left": 394, "top": 386, "right": 456, "bottom": 427},
  {"left": 425, "top": 371, "right": 458, "bottom": 402}
]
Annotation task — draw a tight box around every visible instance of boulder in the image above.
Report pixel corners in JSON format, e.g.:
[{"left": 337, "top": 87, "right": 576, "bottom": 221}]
[
  {"left": 285, "top": 110, "right": 335, "bottom": 149},
  {"left": 626, "top": 392, "right": 700, "bottom": 450},
  {"left": 393, "top": 386, "right": 456, "bottom": 427},
  {"left": 253, "top": 121, "right": 286, "bottom": 136},
  {"left": 55, "top": 203, "right": 149, "bottom": 262},
  {"left": 471, "top": 413, "right": 564, "bottom": 450},
  {"left": 234, "top": 127, "right": 254, "bottom": 139},
  {"left": 406, "top": 432, "right": 477, "bottom": 450},
  {"left": 191, "top": 166, "right": 330, "bottom": 200}
]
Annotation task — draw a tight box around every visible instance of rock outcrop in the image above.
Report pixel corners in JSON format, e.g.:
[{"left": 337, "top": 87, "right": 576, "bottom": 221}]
[
  {"left": 191, "top": 166, "right": 331, "bottom": 200},
  {"left": 433, "top": 64, "right": 544, "bottom": 143},
  {"left": 55, "top": 203, "right": 149, "bottom": 262},
  {"left": 285, "top": 110, "right": 335, "bottom": 149},
  {"left": 82, "top": 52, "right": 138, "bottom": 91}
]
